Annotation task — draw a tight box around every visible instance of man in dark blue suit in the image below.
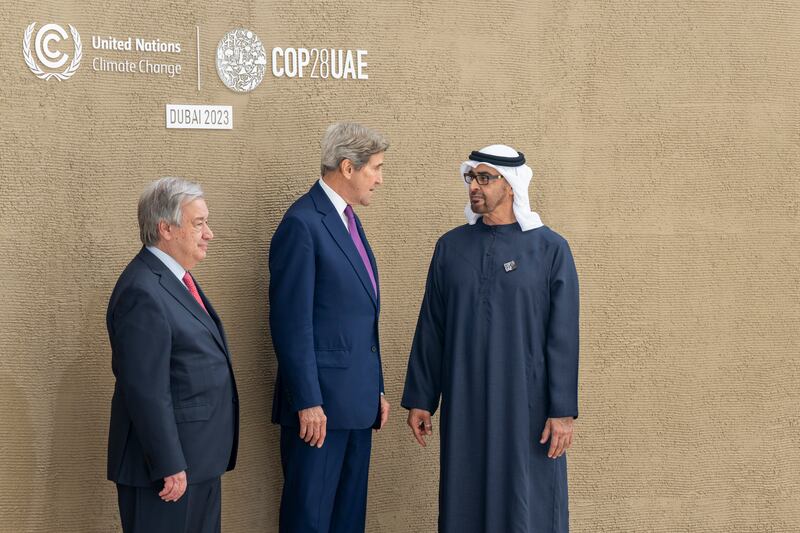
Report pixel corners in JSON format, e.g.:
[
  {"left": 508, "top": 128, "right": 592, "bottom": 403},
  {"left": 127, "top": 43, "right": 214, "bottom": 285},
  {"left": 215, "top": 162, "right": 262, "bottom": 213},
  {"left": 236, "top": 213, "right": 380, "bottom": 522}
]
[
  {"left": 107, "top": 177, "right": 238, "bottom": 533},
  {"left": 270, "top": 122, "right": 390, "bottom": 533}
]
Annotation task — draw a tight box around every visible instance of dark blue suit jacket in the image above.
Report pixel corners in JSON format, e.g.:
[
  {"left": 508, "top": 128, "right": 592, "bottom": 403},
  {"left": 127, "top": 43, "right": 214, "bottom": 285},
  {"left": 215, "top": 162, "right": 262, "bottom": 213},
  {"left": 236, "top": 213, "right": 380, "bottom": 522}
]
[
  {"left": 107, "top": 248, "right": 239, "bottom": 487},
  {"left": 270, "top": 182, "right": 383, "bottom": 430}
]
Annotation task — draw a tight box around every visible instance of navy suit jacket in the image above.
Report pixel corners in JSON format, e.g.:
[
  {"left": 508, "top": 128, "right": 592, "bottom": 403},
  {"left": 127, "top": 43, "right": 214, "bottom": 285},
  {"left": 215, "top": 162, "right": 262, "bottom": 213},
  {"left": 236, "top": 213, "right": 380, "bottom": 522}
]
[
  {"left": 270, "top": 181, "right": 384, "bottom": 430},
  {"left": 107, "top": 248, "right": 239, "bottom": 487}
]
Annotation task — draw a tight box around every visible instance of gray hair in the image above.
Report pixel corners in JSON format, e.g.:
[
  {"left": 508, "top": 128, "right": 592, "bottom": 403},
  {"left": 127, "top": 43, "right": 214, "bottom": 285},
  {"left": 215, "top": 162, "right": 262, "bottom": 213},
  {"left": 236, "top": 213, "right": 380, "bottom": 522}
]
[
  {"left": 320, "top": 122, "right": 389, "bottom": 176},
  {"left": 138, "top": 177, "right": 204, "bottom": 246}
]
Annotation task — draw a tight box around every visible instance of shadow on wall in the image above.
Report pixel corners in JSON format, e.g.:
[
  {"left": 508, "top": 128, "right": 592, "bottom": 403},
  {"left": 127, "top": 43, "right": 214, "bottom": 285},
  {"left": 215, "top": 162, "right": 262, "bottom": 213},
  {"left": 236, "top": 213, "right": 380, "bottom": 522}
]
[
  {"left": 45, "top": 355, "right": 120, "bottom": 532},
  {"left": 222, "top": 321, "right": 285, "bottom": 532},
  {"left": 0, "top": 373, "right": 35, "bottom": 532}
]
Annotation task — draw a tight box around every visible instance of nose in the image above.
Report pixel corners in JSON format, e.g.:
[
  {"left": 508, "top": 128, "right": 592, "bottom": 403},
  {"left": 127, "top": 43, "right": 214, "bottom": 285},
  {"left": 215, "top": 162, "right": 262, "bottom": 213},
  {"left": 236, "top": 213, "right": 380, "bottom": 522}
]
[
  {"left": 469, "top": 180, "right": 480, "bottom": 193},
  {"left": 204, "top": 224, "right": 214, "bottom": 240},
  {"left": 375, "top": 172, "right": 383, "bottom": 185}
]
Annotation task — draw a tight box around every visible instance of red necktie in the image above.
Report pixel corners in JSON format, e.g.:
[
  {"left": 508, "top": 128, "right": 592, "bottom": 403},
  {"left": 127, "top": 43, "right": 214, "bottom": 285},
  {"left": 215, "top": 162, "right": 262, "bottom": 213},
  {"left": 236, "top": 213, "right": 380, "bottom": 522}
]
[{"left": 182, "top": 272, "right": 208, "bottom": 313}]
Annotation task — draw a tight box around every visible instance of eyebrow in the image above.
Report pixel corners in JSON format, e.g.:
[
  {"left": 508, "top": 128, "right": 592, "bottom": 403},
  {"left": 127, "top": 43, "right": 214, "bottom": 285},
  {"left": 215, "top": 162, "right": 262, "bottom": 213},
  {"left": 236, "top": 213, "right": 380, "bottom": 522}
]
[{"left": 471, "top": 170, "right": 501, "bottom": 176}]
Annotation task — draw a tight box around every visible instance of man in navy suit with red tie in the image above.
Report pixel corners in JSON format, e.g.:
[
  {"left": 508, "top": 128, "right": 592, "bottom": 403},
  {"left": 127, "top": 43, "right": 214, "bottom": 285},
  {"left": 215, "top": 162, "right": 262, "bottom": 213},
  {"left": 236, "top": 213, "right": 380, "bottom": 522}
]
[
  {"left": 107, "top": 177, "right": 238, "bottom": 533},
  {"left": 269, "top": 123, "right": 391, "bottom": 533}
]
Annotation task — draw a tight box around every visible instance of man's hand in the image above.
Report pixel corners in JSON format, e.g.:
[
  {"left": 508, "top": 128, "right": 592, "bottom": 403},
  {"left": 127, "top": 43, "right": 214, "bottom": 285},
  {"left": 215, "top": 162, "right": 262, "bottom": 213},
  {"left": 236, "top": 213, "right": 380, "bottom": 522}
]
[
  {"left": 539, "top": 417, "right": 574, "bottom": 459},
  {"left": 375, "top": 395, "right": 390, "bottom": 430},
  {"left": 298, "top": 405, "right": 327, "bottom": 448},
  {"left": 407, "top": 408, "right": 433, "bottom": 447},
  {"left": 159, "top": 470, "right": 187, "bottom": 502}
]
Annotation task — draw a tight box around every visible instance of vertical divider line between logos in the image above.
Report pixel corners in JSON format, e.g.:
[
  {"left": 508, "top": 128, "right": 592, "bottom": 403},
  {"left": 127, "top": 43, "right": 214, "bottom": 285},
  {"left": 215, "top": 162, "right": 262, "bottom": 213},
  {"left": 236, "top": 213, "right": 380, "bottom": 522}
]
[{"left": 196, "top": 26, "right": 201, "bottom": 92}]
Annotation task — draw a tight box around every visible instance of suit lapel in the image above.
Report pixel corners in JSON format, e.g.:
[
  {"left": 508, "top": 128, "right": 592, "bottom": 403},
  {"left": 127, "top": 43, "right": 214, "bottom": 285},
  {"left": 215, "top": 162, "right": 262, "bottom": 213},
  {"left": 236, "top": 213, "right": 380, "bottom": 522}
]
[
  {"left": 322, "top": 212, "right": 378, "bottom": 308},
  {"left": 355, "top": 214, "right": 380, "bottom": 310},
  {"left": 193, "top": 279, "right": 232, "bottom": 359},
  {"left": 138, "top": 249, "right": 228, "bottom": 355},
  {"left": 311, "top": 183, "right": 378, "bottom": 309},
  {"left": 159, "top": 273, "right": 229, "bottom": 355}
]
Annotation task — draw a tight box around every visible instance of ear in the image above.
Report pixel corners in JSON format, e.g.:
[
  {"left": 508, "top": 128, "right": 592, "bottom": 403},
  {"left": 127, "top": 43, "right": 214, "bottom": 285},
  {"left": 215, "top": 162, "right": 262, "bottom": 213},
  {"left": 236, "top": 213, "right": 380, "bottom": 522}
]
[
  {"left": 157, "top": 220, "right": 172, "bottom": 241},
  {"left": 339, "top": 159, "right": 354, "bottom": 179}
]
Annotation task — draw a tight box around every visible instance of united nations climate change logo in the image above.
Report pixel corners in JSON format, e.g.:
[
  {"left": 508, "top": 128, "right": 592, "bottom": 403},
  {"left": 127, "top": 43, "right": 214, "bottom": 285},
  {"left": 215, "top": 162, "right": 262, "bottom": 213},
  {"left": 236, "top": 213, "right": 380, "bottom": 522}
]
[
  {"left": 23, "top": 22, "right": 82, "bottom": 81},
  {"left": 216, "top": 28, "right": 267, "bottom": 92}
]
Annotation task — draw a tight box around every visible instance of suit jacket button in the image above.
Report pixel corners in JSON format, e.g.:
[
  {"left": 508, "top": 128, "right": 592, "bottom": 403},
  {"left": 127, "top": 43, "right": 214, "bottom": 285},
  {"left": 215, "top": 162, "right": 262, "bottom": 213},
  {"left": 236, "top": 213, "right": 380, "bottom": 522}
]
[{"left": 371, "top": 345, "right": 377, "bottom": 353}]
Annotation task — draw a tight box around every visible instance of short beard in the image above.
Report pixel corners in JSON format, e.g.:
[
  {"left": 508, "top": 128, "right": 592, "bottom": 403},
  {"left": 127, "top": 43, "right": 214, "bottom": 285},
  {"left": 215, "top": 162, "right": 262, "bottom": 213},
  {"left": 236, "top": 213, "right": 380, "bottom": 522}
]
[{"left": 470, "top": 195, "right": 489, "bottom": 213}]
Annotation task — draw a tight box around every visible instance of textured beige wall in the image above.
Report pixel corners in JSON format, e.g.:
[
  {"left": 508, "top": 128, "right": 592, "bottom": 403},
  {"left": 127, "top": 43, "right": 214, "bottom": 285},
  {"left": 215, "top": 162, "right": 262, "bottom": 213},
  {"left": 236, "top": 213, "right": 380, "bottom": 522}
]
[{"left": 1, "top": 1, "right": 799, "bottom": 531}]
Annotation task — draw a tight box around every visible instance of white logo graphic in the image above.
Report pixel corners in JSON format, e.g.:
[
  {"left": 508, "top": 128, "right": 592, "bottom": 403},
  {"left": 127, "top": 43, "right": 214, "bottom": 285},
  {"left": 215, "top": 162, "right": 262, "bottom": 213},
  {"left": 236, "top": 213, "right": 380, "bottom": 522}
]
[
  {"left": 23, "top": 22, "right": 82, "bottom": 81},
  {"left": 216, "top": 28, "right": 266, "bottom": 92}
]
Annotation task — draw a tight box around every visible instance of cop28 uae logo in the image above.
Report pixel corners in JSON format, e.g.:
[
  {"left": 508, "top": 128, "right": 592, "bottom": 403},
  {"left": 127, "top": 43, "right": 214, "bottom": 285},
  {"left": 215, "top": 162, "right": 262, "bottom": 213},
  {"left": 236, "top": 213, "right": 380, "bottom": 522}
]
[
  {"left": 216, "top": 28, "right": 266, "bottom": 92},
  {"left": 23, "top": 23, "right": 82, "bottom": 81}
]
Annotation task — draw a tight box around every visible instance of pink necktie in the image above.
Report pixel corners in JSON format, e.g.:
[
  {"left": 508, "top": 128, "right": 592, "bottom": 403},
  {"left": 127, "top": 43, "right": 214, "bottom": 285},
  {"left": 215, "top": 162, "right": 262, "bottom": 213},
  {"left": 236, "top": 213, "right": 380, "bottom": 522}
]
[
  {"left": 344, "top": 205, "right": 377, "bottom": 296},
  {"left": 182, "top": 272, "right": 208, "bottom": 313}
]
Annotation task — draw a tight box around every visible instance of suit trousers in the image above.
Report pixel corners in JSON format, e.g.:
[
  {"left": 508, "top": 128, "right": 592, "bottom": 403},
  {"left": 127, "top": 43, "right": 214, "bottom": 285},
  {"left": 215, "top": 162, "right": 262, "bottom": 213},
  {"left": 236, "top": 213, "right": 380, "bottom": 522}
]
[
  {"left": 279, "top": 426, "right": 373, "bottom": 533},
  {"left": 116, "top": 477, "right": 221, "bottom": 533}
]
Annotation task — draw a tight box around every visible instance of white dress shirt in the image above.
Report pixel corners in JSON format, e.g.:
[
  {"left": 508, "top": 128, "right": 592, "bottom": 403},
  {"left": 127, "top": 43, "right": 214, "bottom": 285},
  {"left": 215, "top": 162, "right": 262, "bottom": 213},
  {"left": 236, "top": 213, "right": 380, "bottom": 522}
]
[
  {"left": 318, "top": 178, "right": 349, "bottom": 230},
  {"left": 146, "top": 246, "right": 188, "bottom": 286}
]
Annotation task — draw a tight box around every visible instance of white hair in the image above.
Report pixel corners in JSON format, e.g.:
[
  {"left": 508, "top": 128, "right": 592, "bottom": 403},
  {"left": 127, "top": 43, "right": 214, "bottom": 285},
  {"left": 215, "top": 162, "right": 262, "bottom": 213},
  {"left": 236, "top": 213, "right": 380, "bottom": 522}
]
[
  {"left": 320, "top": 122, "right": 389, "bottom": 176},
  {"left": 137, "top": 177, "right": 204, "bottom": 246}
]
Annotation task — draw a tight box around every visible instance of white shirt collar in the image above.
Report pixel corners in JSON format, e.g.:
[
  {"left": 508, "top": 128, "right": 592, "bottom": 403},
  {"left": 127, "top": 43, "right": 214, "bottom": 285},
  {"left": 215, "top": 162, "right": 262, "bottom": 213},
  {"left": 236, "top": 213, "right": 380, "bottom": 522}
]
[
  {"left": 146, "top": 246, "right": 187, "bottom": 284},
  {"left": 318, "top": 177, "right": 349, "bottom": 229}
]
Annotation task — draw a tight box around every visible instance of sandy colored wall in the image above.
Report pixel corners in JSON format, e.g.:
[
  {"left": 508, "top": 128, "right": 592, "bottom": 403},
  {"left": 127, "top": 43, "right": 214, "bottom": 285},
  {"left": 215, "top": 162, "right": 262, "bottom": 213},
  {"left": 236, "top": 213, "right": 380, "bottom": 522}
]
[{"left": 1, "top": 1, "right": 798, "bottom": 531}]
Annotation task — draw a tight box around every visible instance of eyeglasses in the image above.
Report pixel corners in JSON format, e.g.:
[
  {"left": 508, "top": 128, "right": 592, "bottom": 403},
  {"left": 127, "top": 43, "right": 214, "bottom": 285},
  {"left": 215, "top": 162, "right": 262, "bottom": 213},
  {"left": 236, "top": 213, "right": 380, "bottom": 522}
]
[{"left": 463, "top": 171, "right": 504, "bottom": 186}]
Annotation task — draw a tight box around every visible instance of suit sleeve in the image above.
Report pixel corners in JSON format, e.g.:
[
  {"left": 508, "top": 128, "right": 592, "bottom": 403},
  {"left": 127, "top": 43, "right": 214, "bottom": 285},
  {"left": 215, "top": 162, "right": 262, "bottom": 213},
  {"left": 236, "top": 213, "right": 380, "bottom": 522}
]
[
  {"left": 401, "top": 241, "right": 445, "bottom": 415},
  {"left": 545, "top": 239, "right": 580, "bottom": 419},
  {"left": 110, "top": 286, "right": 187, "bottom": 481},
  {"left": 269, "top": 215, "right": 323, "bottom": 411}
]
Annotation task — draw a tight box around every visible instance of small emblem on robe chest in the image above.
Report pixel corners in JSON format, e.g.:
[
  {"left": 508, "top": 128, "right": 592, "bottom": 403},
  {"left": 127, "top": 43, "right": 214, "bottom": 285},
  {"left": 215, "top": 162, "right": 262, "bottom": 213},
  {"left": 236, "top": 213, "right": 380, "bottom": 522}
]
[{"left": 503, "top": 260, "right": 517, "bottom": 272}]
